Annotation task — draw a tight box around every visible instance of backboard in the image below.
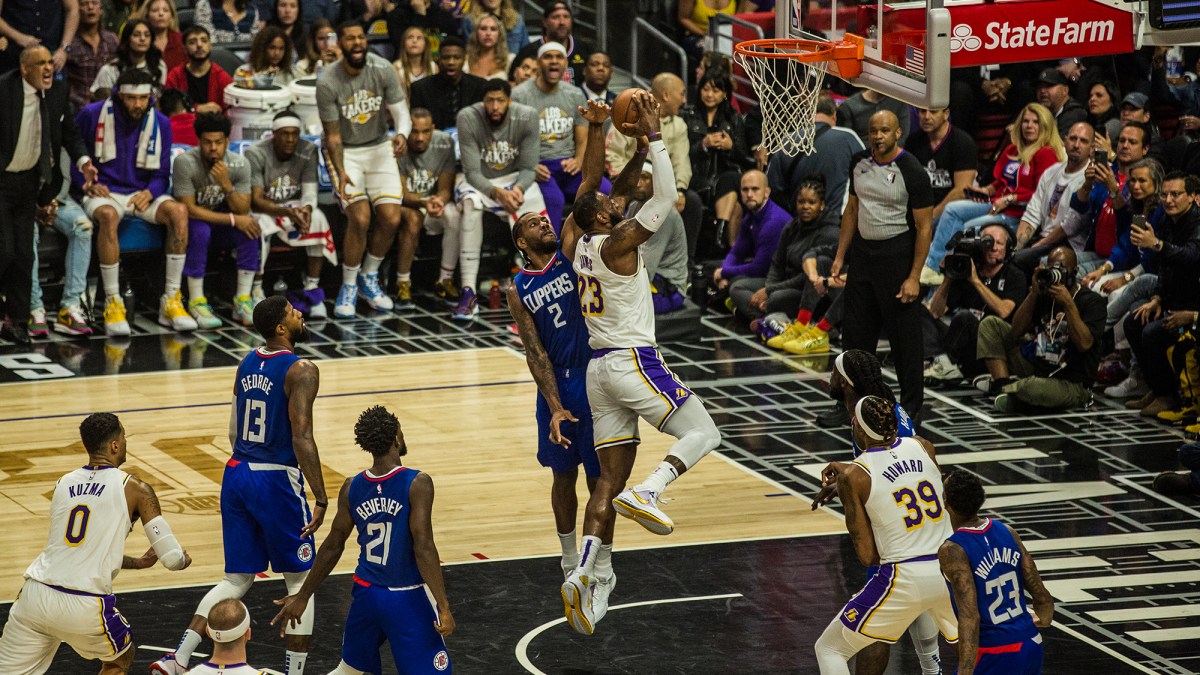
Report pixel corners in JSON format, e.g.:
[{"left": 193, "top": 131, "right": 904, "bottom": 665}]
[{"left": 782, "top": 0, "right": 951, "bottom": 108}]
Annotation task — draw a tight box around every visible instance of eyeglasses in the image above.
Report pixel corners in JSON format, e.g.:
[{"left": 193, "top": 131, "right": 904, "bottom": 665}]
[{"left": 1162, "top": 190, "right": 1189, "bottom": 198}]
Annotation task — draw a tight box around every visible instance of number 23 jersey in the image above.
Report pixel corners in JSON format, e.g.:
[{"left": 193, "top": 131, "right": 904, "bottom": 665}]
[
  {"left": 852, "top": 437, "right": 951, "bottom": 564},
  {"left": 573, "top": 233, "right": 657, "bottom": 350},
  {"left": 234, "top": 348, "right": 300, "bottom": 466}
]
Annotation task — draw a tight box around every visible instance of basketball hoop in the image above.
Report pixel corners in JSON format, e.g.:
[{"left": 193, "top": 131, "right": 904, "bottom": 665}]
[{"left": 734, "top": 37, "right": 864, "bottom": 156}]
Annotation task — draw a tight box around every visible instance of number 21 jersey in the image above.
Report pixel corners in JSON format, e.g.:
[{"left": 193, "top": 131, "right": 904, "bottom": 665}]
[
  {"left": 852, "top": 437, "right": 951, "bottom": 564},
  {"left": 234, "top": 348, "right": 300, "bottom": 466},
  {"left": 348, "top": 466, "right": 423, "bottom": 588}
]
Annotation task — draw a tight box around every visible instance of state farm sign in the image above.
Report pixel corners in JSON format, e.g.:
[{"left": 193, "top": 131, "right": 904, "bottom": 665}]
[{"left": 946, "top": 0, "right": 1134, "bottom": 67}]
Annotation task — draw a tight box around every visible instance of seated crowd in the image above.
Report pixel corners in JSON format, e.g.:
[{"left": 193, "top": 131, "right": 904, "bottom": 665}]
[{"left": 3, "top": 1, "right": 1199, "bottom": 451}]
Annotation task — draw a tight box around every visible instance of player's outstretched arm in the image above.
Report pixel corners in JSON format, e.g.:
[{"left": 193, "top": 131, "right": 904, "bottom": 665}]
[
  {"left": 838, "top": 467, "right": 879, "bottom": 566},
  {"left": 272, "top": 478, "right": 355, "bottom": 636},
  {"left": 577, "top": 100, "right": 610, "bottom": 195},
  {"left": 1006, "top": 523, "right": 1054, "bottom": 628},
  {"left": 609, "top": 134, "right": 648, "bottom": 204},
  {"left": 125, "top": 477, "right": 192, "bottom": 571},
  {"left": 287, "top": 360, "right": 329, "bottom": 538},
  {"left": 507, "top": 285, "right": 576, "bottom": 447},
  {"left": 410, "top": 472, "right": 455, "bottom": 637},
  {"left": 939, "top": 540, "right": 980, "bottom": 675}
]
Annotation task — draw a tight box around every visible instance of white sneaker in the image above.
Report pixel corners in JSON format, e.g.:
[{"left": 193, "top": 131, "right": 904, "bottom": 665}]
[
  {"left": 919, "top": 265, "right": 944, "bottom": 286},
  {"left": 149, "top": 654, "right": 186, "bottom": 675},
  {"left": 924, "top": 354, "right": 963, "bottom": 382},
  {"left": 334, "top": 284, "right": 357, "bottom": 319},
  {"left": 1104, "top": 371, "right": 1148, "bottom": 398},
  {"left": 358, "top": 273, "right": 394, "bottom": 311},
  {"left": 561, "top": 555, "right": 579, "bottom": 580},
  {"left": 592, "top": 572, "right": 617, "bottom": 625},
  {"left": 560, "top": 569, "right": 597, "bottom": 635},
  {"left": 613, "top": 487, "right": 674, "bottom": 535}
]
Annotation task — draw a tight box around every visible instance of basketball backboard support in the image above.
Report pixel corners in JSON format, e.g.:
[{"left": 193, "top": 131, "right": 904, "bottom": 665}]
[{"left": 783, "top": 0, "right": 952, "bottom": 108}]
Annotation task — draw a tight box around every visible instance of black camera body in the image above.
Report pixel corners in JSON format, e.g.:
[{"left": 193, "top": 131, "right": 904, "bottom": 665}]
[
  {"left": 1035, "top": 262, "right": 1074, "bottom": 290},
  {"left": 944, "top": 228, "right": 995, "bottom": 281}
]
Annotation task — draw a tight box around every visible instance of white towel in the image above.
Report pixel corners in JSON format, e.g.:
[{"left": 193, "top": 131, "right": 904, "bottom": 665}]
[{"left": 93, "top": 99, "right": 164, "bottom": 170}]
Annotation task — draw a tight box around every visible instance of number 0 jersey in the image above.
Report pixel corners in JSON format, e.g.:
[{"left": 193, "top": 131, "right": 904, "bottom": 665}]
[
  {"left": 573, "top": 233, "right": 657, "bottom": 350},
  {"left": 234, "top": 348, "right": 300, "bottom": 466},
  {"left": 25, "top": 466, "right": 133, "bottom": 595},
  {"left": 948, "top": 518, "right": 1039, "bottom": 647},
  {"left": 514, "top": 250, "right": 591, "bottom": 369},
  {"left": 348, "top": 466, "right": 424, "bottom": 588},
  {"left": 852, "top": 437, "right": 950, "bottom": 564}
]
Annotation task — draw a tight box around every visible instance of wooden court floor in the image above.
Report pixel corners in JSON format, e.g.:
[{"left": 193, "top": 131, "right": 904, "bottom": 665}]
[{"left": 0, "top": 347, "right": 844, "bottom": 601}]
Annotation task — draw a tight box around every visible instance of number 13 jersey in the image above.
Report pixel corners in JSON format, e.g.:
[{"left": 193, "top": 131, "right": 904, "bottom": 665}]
[
  {"left": 852, "top": 437, "right": 951, "bottom": 564},
  {"left": 573, "top": 233, "right": 657, "bottom": 350},
  {"left": 234, "top": 348, "right": 300, "bottom": 466}
]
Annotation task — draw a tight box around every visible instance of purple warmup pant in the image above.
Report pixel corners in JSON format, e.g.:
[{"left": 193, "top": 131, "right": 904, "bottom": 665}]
[
  {"left": 541, "top": 157, "right": 612, "bottom": 235},
  {"left": 184, "top": 217, "right": 261, "bottom": 277}
]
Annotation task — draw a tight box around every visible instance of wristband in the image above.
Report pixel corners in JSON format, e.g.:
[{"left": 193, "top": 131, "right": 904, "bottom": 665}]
[
  {"left": 646, "top": 132, "right": 662, "bottom": 143},
  {"left": 315, "top": 500, "right": 328, "bottom": 509},
  {"left": 228, "top": 212, "right": 235, "bottom": 227}
]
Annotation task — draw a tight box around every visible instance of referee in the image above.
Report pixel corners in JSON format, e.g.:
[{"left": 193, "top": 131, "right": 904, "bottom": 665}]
[{"left": 830, "top": 110, "right": 934, "bottom": 426}]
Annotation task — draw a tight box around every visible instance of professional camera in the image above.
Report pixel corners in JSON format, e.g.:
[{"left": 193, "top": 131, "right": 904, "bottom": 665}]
[
  {"left": 943, "top": 228, "right": 995, "bottom": 281},
  {"left": 1035, "top": 262, "right": 1073, "bottom": 290}
]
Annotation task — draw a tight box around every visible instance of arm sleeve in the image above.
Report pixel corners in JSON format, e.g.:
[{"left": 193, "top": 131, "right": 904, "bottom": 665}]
[
  {"left": 148, "top": 115, "right": 173, "bottom": 199},
  {"left": 640, "top": 224, "right": 667, "bottom": 277},
  {"left": 634, "top": 139, "right": 677, "bottom": 232},
  {"left": 514, "top": 111, "right": 539, "bottom": 191},
  {"left": 388, "top": 100, "right": 411, "bottom": 137}
]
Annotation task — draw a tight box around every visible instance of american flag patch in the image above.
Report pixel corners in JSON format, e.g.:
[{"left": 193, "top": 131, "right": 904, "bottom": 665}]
[{"left": 905, "top": 45, "right": 925, "bottom": 75}]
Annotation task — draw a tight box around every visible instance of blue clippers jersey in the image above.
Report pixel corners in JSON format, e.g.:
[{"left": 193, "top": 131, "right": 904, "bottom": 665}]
[
  {"left": 233, "top": 348, "right": 300, "bottom": 465},
  {"left": 514, "top": 250, "right": 590, "bottom": 368},
  {"left": 948, "top": 518, "right": 1039, "bottom": 647},
  {"left": 348, "top": 466, "right": 423, "bottom": 588},
  {"left": 852, "top": 403, "right": 915, "bottom": 457}
]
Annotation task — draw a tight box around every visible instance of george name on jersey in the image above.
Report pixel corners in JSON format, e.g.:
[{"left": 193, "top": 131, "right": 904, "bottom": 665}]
[
  {"left": 974, "top": 545, "right": 1021, "bottom": 580},
  {"left": 881, "top": 458, "right": 924, "bottom": 483},
  {"left": 522, "top": 272, "right": 574, "bottom": 314},
  {"left": 240, "top": 373, "right": 274, "bottom": 395},
  {"left": 355, "top": 496, "right": 404, "bottom": 521},
  {"left": 68, "top": 482, "right": 106, "bottom": 498}
]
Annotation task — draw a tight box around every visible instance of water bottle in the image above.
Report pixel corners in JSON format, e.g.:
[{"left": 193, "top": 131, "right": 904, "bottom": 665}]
[
  {"left": 273, "top": 278, "right": 289, "bottom": 297},
  {"left": 1167, "top": 46, "right": 1184, "bottom": 79},
  {"left": 488, "top": 280, "right": 502, "bottom": 310}
]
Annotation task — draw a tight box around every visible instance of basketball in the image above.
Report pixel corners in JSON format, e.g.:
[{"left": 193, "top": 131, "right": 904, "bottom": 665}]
[{"left": 610, "top": 88, "right": 645, "bottom": 137}]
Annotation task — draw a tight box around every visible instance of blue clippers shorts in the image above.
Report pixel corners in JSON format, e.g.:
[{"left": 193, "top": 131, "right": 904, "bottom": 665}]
[
  {"left": 535, "top": 367, "right": 599, "bottom": 477},
  {"left": 342, "top": 580, "right": 451, "bottom": 674},
  {"left": 221, "top": 459, "right": 315, "bottom": 574}
]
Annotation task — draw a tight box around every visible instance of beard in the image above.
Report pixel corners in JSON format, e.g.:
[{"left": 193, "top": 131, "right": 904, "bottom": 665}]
[
  {"left": 290, "top": 324, "right": 311, "bottom": 344},
  {"left": 345, "top": 50, "right": 367, "bottom": 68},
  {"left": 527, "top": 236, "right": 558, "bottom": 257}
]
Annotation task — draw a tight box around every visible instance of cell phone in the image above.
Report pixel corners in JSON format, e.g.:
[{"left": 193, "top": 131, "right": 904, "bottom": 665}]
[
  {"left": 324, "top": 32, "right": 336, "bottom": 43},
  {"left": 1093, "top": 149, "right": 1107, "bottom": 165},
  {"left": 708, "top": 125, "right": 720, "bottom": 133},
  {"left": 965, "top": 187, "right": 988, "bottom": 202},
  {"left": 1132, "top": 213, "right": 1147, "bottom": 229}
]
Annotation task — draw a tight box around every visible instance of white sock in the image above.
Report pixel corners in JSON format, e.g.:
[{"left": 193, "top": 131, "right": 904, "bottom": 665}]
[
  {"left": 558, "top": 529, "right": 577, "bottom": 559},
  {"left": 342, "top": 264, "right": 360, "bottom": 287},
  {"left": 396, "top": 271, "right": 411, "bottom": 283},
  {"left": 362, "top": 253, "right": 384, "bottom": 276},
  {"left": 174, "top": 628, "right": 202, "bottom": 667},
  {"left": 578, "top": 535, "right": 602, "bottom": 577},
  {"left": 165, "top": 254, "right": 186, "bottom": 295},
  {"left": 304, "top": 276, "right": 320, "bottom": 290},
  {"left": 252, "top": 276, "right": 264, "bottom": 296},
  {"left": 636, "top": 462, "right": 680, "bottom": 496},
  {"left": 595, "top": 543, "right": 614, "bottom": 580},
  {"left": 187, "top": 277, "right": 205, "bottom": 302},
  {"left": 236, "top": 270, "right": 254, "bottom": 298},
  {"left": 100, "top": 263, "right": 121, "bottom": 298},
  {"left": 285, "top": 649, "right": 307, "bottom": 675},
  {"left": 439, "top": 267, "right": 454, "bottom": 282}
]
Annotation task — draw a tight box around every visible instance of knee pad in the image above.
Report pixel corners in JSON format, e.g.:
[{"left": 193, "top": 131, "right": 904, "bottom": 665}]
[
  {"left": 282, "top": 572, "right": 314, "bottom": 636},
  {"left": 662, "top": 398, "right": 721, "bottom": 470},
  {"left": 195, "top": 573, "right": 254, "bottom": 618}
]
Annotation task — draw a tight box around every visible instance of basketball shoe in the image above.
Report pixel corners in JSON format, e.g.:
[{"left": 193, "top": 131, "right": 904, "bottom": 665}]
[
  {"left": 27, "top": 307, "right": 49, "bottom": 338},
  {"left": 161, "top": 291, "right": 199, "bottom": 331},
  {"left": 103, "top": 295, "right": 131, "bottom": 337},
  {"left": 766, "top": 321, "right": 806, "bottom": 350},
  {"left": 561, "top": 569, "right": 597, "bottom": 635},
  {"left": 358, "top": 273, "right": 394, "bottom": 311},
  {"left": 334, "top": 284, "right": 358, "bottom": 319},
  {"left": 55, "top": 305, "right": 93, "bottom": 336},
  {"left": 592, "top": 572, "right": 617, "bottom": 625},
  {"left": 613, "top": 488, "right": 674, "bottom": 535},
  {"left": 149, "top": 653, "right": 186, "bottom": 674},
  {"left": 434, "top": 278, "right": 459, "bottom": 303},
  {"left": 232, "top": 295, "right": 254, "bottom": 327},
  {"left": 452, "top": 287, "right": 478, "bottom": 321},
  {"left": 394, "top": 279, "right": 414, "bottom": 310},
  {"left": 783, "top": 326, "right": 830, "bottom": 355},
  {"left": 184, "top": 296, "right": 220, "bottom": 330}
]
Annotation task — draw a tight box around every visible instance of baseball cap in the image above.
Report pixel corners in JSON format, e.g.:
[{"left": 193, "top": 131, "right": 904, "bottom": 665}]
[
  {"left": 1121, "top": 92, "right": 1149, "bottom": 110},
  {"left": 1037, "top": 68, "right": 1069, "bottom": 87},
  {"left": 543, "top": 1, "right": 571, "bottom": 17}
]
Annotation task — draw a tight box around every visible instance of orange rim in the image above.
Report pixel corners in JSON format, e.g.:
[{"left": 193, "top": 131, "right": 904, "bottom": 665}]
[{"left": 734, "top": 36, "right": 865, "bottom": 78}]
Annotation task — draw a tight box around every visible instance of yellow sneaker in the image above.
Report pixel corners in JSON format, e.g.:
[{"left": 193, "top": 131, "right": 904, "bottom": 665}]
[
  {"left": 103, "top": 296, "right": 131, "bottom": 336},
  {"left": 766, "top": 321, "right": 807, "bottom": 350},
  {"left": 394, "top": 279, "right": 414, "bottom": 310},
  {"left": 784, "top": 327, "right": 831, "bottom": 355},
  {"left": 161, "top": 290, "right": 200, "bottom": 331}
]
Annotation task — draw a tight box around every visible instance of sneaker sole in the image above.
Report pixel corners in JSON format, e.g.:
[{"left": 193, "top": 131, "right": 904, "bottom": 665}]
[
  {"left": 560, "top": 576, "right": 594, "bottom": 635},
  {"left": 612, "top": 496, "right": 674, "bottom": 535},
  {"left": 451, "top": 312, "right": 478, "bottom": 322}
]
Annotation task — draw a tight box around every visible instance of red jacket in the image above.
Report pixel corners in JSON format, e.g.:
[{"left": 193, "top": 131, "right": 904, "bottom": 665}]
[
  {"left": 161, "top": 30, "right": 185, "bottom": 70},
  {"left": 170, "top": 112, "right": 198, "bottom": 146},
  {"left": 991, "top": 144, "right": 1060, "bottom": 219},
  {"left": 164, "top": 63, "right": 233, "bottom": 111}
]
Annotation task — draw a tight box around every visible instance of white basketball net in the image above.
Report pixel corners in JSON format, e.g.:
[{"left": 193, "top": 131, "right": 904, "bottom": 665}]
[{"left": 735, "top": 43, "right": 829, "bottom": 156}]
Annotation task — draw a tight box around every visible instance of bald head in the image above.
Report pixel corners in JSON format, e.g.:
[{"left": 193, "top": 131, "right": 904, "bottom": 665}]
[
  {"left": 867, "top": 109, "right": 903, "bottom": 159},
  {"left": 650, "top": 72, "right": 682, "bottom": 97},
  {"left": 208, "top": 598, "right": 249, "bottom": 635},
  {"left": 739, "top": 168, "right": 770, "bottom": 211},
  {"left": 650, "top": 72, "right": 685, "bottom": 116},
  {"left": 20, "top": 46, "right": 54, "bottom": 92},
  {"left": 1047, "top": 245, "right": 1078, "bottom": 271}
]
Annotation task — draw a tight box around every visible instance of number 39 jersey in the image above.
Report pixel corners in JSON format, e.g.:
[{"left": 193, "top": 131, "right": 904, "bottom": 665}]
[
  {"left": 25, "top": 466, "right": 133, "bottom": 595},
  {"left": 234, "top": 348, "right": 301, "bottom": 466},
  {"left": 348, "top": 466, "right": 423, "bottom": 588},
  {"left": 852, "top": 437, "right": 950, "bottom": 564},
  {"left": 573, "top": 233, "right": 658, "bottom": 350},
  {"left": 948, "top": 518, "right": 1039, "bottom": 647}
]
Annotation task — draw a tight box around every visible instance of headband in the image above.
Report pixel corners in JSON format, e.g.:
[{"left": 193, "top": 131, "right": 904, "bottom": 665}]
[
  {"left": 834, "top": 352, "right": 855, "bottom": 389},
  {"left": 206, "top": 612, "right": 250, "bottom": 643},
  {"left": 272, "top": 115, "right": 303, "bottom": 131},
  {"left": 854, "top": 398, "right": 886, "bottom": 442},
  {"left": 118, "top": 84, "right": 153, "bottom": 95},
  {"left": 538, "top": 41, "right": 566, "bottom": 58}
]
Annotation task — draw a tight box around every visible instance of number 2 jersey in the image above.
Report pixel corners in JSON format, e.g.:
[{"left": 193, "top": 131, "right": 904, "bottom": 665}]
[
  {"left": 348, "top": 466, "right": 424, "bottom": 588},
  {"left": 573, "top": 233, "right": 657, "bottom": 350},
  {"left": 234, "top": 348, "right": 300, "bottom": 466},
  {"left": 852, "top": 437, "right": 951, "bottom": 564},
  {"left": 25, "top": 465, "right": 133, "bottom": 595},
  {"left": 514, "top": 250, "right": 591, "bottom": 369},
  {"left": 947, "top": 518, "right": 1039, "bottom": 647}
]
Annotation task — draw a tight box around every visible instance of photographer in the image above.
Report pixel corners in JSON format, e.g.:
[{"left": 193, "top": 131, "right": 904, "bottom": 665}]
[
  {"left": 924, "top": 224, "right": 1027, "bottom": 382},
  {"left": 973, "top": 246, "right": 1106, "bottom": 412}
]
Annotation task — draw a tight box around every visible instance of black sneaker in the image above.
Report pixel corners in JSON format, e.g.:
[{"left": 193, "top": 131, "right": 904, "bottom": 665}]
[{"left": 816, "top": 404, "right": 851, "bottom": 428}]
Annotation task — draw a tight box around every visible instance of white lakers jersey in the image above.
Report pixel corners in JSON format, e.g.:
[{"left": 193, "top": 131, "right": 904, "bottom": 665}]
[
  {"left": 186, "top": 663, "right": 264, "bottom": 674},
  {"left": 573, "top": 233, "right": 657, "bottom": 349},
  {"left": 25, "top": 465, "right": 133, "bottom": 595},
  {"left": 852, "top": 437, "right": 951, "bottom": 565}
]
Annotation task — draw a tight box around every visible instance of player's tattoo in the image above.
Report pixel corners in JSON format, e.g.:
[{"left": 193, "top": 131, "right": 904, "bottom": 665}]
[
  {"left": 507, "top": 286, "right": 563, "bottom": 407},
  {"left": 939, "top": 541, "right": 979, "bottom": 674}
]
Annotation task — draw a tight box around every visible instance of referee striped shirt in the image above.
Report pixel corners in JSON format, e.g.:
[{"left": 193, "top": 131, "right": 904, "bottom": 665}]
[{"left": 848, "top": 149, "right": 934, "bottom": 241}]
